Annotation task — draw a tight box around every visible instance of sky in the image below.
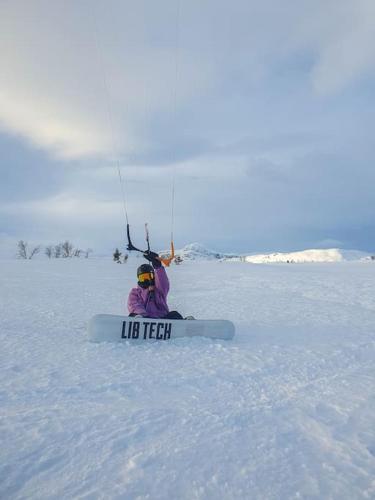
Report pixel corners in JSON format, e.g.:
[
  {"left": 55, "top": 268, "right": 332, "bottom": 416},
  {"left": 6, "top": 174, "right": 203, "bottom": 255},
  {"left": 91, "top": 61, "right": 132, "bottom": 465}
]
[{"left": 1, "top": 0, "right": 375, "bottom": 257}]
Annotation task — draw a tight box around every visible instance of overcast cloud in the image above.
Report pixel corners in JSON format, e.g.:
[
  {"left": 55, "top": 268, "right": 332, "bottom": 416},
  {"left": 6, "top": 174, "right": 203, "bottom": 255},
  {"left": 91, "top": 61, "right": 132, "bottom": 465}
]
[{"left": 1, "top": 0, "right": 375, "bottom": 256}]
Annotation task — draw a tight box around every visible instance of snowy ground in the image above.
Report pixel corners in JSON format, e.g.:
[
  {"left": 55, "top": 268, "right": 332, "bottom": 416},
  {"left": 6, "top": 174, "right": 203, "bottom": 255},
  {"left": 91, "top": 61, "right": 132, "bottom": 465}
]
[{"left": 1, "top": 257, "right": 375, "bottom": 499}]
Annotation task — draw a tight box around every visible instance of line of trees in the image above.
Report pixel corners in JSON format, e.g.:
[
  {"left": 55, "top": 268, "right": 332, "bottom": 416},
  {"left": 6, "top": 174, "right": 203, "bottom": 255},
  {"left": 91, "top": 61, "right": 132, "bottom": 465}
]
[{"left": 17, "top": 240, "right": 92, "bottom": 259}]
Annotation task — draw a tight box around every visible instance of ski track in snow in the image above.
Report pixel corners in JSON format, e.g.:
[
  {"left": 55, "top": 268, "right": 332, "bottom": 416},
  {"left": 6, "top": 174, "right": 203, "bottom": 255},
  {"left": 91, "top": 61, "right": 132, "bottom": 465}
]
[{"left": 1, "top": 258, "right": 375, "bottom": 499}]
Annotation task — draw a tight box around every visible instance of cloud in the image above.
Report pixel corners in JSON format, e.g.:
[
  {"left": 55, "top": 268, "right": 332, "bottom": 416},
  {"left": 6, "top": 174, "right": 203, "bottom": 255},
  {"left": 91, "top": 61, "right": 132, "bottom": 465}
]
[
  {"left": 1, "top": 1, "right": 375, "bottom": 253},
  {"left": 0, "top": 0, "right": 214, "bottom": 159},
  {"left": 308, "top": 0, "right": 375, "bottom": 94},
  {"left": 0, "top": 132, "right": 65, "bottom": 201},
  {"left": 1, "top": 143, "right": 374, "bottom": 253},
  {"left": 0, "top": 193, "right": 120, "bottom": 220},
  {"left": 0, "top": 3, "right": 132, "bottom": 158},
  {"left": 1, "top": 1, "right": 374, "bottom": 159}
]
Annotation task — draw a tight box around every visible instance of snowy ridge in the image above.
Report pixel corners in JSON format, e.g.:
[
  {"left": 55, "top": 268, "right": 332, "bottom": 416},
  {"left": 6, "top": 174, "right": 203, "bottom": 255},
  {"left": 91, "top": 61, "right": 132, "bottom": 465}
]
[
  {"left": 173, "top": 243, "right": 372, "bottom": 264},
  {"left": 241, "top": 248, "right": 370, "bottom": 264},
  {"left": 173, "top": 242, "right": 238, "bottom": 261}
]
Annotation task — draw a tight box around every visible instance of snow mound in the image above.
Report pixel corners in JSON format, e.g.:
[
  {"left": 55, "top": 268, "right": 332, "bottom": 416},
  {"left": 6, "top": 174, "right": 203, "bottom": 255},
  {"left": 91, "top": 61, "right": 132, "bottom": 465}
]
[
  {"left": 241, "top": 248, "right": 369, "bottom": 264},
  {"left": 175, "top": 242, "right": 238, "bottom": 261}
]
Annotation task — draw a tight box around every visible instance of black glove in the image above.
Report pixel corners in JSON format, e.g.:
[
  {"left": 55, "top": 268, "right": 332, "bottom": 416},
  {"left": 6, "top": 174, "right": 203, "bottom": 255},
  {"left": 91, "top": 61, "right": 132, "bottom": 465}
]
[{"left": 143, "top": 250, "right": 161, "bottom": 268}]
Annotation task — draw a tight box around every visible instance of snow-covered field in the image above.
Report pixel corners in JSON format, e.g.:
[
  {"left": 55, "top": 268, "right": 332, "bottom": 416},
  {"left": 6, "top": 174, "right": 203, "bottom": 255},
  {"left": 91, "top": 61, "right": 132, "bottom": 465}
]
[{"left": 1, "top": 257, "right": 375, "bottom": 499}]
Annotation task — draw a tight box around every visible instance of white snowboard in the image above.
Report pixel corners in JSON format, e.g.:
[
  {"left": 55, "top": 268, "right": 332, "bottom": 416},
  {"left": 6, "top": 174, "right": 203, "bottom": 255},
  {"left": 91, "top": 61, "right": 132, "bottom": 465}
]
[{"left": 88, "top": 314, "right": 235, "bottom": 343}]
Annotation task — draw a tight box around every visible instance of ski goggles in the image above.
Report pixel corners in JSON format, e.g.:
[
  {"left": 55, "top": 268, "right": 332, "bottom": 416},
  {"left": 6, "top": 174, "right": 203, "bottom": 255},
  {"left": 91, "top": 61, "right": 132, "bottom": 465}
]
[{"left": 138, "top": 271, "right": 155, "bottom": 283}]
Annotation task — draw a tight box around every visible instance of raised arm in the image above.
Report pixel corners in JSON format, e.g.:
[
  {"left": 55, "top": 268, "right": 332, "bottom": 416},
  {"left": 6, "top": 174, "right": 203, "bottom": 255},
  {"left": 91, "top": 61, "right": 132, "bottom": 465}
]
[
  {"left": 142, "top": 250, "right": 170, "bottom": 297},
  {"left": 155, "top": 266, "right": 169, "bottom": 296}
]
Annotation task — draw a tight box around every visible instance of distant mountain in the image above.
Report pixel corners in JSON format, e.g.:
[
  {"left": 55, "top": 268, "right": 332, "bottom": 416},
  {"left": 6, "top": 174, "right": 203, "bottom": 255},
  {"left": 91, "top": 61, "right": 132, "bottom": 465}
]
[
  {"left": 236, "top": 248, "right": 370, "bottom": 264},
  {"left": 173, "top": 243, "right": 239, "bottom": 261},
  {"left": 172, "top": 244, "right": 372, "bottom": 263}
]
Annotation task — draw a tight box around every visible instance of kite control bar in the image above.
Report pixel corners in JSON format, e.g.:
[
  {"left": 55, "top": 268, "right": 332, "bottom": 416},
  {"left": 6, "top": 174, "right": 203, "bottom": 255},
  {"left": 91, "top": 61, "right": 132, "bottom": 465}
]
[{"left": 126, "top": 223, "right": 175, "bottom": 267}]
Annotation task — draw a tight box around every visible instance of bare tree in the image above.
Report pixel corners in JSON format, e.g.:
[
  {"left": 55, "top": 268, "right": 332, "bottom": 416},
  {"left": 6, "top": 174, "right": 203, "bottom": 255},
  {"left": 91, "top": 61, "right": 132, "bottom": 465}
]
[
  {"left": 61, "top": 240, "right": 74, "bottom": 258},
  {"left": 17, "top": 240, "right": 40, "bottom": 259},
  {"left": 73, "top": 248, "right": 82, "bottom": 258},
  {"left": 54, "top": 244, "right": 62, "bottom": 258},
  {"left": 17, "top": 240, "right": 28, "bottom": 259},
  {"left": 29, "top": 245, "right": 41, "bottom": 259},
  {"left": 123, "top": 253, "right": 129, "bottom": 263},
  {"left": 84, "top": 248, "right": 93, "bottom": 258},
  {"left": 45, "top": 245, "right": 54, "bottom": 258},
  {"left": 113, "top": 248, "right": 122, "bottom": 263}
]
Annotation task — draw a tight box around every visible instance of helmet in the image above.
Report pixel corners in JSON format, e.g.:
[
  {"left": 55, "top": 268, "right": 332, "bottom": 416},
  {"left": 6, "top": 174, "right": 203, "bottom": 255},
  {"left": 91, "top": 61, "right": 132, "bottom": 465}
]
[
  {"left": 137, "top": 263, "right": 155, "bottom": 289},
  {"left": 137, "top": 263, "right": 153, "bottom": 276}
]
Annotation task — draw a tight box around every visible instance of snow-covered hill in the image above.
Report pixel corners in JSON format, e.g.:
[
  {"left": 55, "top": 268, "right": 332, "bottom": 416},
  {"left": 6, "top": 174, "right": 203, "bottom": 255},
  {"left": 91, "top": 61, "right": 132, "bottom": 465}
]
[
  {"left": 173, "top": 242, "right": 238, "bottom": 261},
  {"left": 241, "top": 248, "right": 370, "bottom": 264},
  {"left": 173, "top": 243, "right": 372, "bottom": 264}
]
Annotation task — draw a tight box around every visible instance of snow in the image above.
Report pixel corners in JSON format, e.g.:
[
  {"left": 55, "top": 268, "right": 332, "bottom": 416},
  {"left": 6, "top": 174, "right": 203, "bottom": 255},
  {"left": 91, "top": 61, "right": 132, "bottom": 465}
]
[
  {"left": 1, "top": 257, "right": 375, "bottom": 499},
  {"left": 173, "top": 242, "right": 238, "bottom": 261},
  {"left": 242, "top": 248, "right": 369, "bottom": 264}
]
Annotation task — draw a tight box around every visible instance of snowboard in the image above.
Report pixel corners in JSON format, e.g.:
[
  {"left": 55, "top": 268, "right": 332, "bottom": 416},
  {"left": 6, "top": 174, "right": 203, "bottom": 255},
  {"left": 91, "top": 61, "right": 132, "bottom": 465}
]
[{"left": 88, "top": 314, "right": 235, "bottom": 343}]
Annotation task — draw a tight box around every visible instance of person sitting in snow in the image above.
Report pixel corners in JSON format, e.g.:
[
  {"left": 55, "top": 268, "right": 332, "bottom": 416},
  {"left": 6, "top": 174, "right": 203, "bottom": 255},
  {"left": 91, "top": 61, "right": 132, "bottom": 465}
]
[{"left": 128, "top": 251, "right": 193, "bottom": 320}]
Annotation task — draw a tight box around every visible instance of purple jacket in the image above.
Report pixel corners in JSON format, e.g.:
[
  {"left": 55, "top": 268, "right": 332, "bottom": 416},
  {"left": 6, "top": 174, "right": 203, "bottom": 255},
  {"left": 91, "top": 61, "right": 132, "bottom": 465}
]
[{"left": 127, "top": 267, "right": 170, "bottom": 318}]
